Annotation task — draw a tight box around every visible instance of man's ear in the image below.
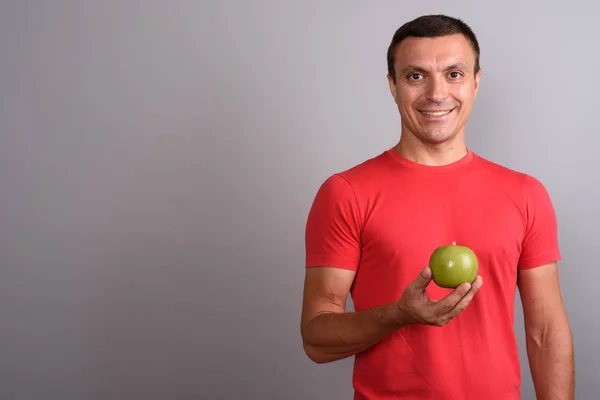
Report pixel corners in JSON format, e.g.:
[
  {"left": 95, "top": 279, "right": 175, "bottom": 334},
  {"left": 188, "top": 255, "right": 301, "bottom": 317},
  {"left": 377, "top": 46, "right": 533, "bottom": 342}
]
[
  {"left": 387, "top": 74, "right": 398, "bottom": 104},
  {"left": 474, "top": 69, "right": 483, "bottom": 97}
]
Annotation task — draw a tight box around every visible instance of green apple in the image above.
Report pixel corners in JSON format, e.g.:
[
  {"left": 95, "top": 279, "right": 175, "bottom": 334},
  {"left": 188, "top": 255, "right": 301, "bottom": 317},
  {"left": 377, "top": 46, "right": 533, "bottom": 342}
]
[{"left": 429, "top": 242, "right": 478, "bottom": 289}]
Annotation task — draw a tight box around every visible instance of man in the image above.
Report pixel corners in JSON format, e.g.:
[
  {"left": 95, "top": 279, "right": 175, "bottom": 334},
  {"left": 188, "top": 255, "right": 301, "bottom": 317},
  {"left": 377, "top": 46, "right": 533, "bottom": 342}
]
[{"left": 301, "top": 14, "right": 574, "bottom": 400}]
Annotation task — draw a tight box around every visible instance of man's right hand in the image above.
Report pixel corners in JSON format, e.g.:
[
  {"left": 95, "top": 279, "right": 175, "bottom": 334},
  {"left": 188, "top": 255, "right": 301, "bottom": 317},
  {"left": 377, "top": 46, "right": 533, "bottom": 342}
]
[
  {"left": 300, "top": 265, "right": 482, "bottom": 363},
  {"left": 396, "top": 266, "right": 483, "bottom": 327}
]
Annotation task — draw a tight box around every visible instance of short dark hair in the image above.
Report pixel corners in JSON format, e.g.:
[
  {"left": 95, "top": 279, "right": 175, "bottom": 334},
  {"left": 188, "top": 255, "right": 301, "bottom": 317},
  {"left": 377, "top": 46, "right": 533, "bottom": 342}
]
[{"left": 387, "top": 15, "right": 481, "bottom": 83}]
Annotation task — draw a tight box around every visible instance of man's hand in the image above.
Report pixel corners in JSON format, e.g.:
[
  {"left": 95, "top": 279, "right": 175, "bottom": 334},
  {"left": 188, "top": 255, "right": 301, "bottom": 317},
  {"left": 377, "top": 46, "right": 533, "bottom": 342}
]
[
  {"left": 396, "top": 266, "right": 483, "bottom": 327},
  {"left": 301, "top": 265, "right": 482, "bottom": 363}
]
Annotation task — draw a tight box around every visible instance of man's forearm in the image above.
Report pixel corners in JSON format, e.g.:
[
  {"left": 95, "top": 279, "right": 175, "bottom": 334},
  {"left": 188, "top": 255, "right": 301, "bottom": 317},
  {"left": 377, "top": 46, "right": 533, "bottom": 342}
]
[
  {"left": 526, "top": 323, "right": 575, "bottom": 399},
  {"left": 301, "top": 303, "right": 406, "bottom": 363}
]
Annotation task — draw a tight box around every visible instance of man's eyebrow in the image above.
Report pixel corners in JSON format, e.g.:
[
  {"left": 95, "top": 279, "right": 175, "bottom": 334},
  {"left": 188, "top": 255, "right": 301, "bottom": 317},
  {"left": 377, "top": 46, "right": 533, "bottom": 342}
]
[
  {"left": 445, "top": 63, "right": 470, "bottom": 71},
  {"left": 398, "top": 64, "right": 428, "bottom": 75},
  {"left": 398, "top": 62, "right": 471, "bottom": 75}
]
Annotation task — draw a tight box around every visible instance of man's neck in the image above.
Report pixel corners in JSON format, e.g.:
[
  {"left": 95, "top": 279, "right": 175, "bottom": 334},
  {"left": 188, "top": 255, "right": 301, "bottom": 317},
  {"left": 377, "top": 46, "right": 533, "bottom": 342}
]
[{"left": 394, "top": 134, "right": 468, "bottom": 167}]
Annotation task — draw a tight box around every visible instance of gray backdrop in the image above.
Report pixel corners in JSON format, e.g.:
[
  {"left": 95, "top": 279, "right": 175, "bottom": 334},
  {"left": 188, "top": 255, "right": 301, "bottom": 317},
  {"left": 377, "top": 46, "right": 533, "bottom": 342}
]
[{"left": 0, "top": 1, "right": 596, "bottom": 399}]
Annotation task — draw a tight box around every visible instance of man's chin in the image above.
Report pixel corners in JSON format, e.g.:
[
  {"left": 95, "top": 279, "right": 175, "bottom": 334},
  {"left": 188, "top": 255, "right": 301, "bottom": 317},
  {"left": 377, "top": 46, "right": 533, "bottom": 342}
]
[{"left": 417, "top": 131, "right": 459, "bottom": 145}]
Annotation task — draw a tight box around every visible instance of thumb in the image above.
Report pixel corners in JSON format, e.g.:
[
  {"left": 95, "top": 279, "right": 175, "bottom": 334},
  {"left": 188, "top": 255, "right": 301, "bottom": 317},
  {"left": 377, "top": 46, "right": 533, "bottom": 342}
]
[{"left": 411, "top": 266, "right": 432, "bottom": 291}]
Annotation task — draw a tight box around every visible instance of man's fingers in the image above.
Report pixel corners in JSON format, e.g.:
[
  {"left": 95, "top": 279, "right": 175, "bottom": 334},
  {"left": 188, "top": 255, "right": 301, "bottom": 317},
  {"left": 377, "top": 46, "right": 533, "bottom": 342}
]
[
  {"left": 444, "top": 276, "right": 483, "bottom": 319},
  {"left": 432, "top": 276, "right": 482, "bottom": 315},
  {"left": 431, "top": 283, "right": 471, "bottom": 314}
]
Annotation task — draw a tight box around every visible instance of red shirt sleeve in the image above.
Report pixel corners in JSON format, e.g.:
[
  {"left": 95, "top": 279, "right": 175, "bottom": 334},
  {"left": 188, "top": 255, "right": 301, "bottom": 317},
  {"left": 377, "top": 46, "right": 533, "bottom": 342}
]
[
  {"left": 518, "top": 175, "right": 562, "bottom": 269},
  {"left": 305, "top": 174, "right": 363, "bottom": 271}
]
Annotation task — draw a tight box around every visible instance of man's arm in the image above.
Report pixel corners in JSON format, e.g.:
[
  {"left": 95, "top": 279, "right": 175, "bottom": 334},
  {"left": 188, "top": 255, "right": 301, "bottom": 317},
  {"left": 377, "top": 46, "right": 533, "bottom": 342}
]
[
  {"left": 300, "top": 266, "right": 403, "bottom": 364},
  {"left": 518, "top": 261, "right": 575, "bottom": 400},
  {"left": 300, "top": 265, "right": 482, "bottom": 364}
]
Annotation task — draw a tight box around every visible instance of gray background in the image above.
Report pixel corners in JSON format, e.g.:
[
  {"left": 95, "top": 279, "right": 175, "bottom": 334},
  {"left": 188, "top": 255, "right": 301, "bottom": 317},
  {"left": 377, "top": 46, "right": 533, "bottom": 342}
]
[{"left": 0, "top": 1, "right": 596, "bottom": 399}]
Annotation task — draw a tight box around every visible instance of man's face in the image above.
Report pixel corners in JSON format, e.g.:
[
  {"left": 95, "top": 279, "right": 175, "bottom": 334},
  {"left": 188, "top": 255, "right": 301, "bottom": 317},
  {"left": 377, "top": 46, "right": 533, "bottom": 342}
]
[{"left": 388, "top": 34, "right": 481, "bottom": 145}]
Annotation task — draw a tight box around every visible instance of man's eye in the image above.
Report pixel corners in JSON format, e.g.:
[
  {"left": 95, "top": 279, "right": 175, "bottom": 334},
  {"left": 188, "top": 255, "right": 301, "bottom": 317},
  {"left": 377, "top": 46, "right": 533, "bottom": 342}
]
[
  {"left": 448, "top": 71, "right": 462, "bottom": 79},
  {"left": 408, "top": 73, "right": 423, "bottom": 81}
]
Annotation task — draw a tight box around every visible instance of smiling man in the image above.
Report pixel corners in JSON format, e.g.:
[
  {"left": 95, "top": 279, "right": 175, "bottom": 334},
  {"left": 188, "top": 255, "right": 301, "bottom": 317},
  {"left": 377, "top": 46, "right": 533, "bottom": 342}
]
[{"left": 301, "top": 15, "right": 574, "bottom": 400}]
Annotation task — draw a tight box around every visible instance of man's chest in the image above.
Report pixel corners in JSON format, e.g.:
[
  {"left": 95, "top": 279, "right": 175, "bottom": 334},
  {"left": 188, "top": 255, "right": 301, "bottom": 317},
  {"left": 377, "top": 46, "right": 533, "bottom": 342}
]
[{"left": 357, "top": 184, "right": 526, "bottom": 292}]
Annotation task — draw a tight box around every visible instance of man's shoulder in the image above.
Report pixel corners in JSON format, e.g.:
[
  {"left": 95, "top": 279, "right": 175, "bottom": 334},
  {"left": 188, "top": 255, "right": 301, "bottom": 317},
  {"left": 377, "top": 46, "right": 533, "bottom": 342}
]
[
  {"left": 311, "top": 149, "right": 393, "bottom": 204},
  {"left": 474, "top": 153, "right": 529, "bottom": 179},
  {"left": 335, "top": 149, "right": 393, "bottom": 182},
  {"left": 474, "top": 153, "right": 522, "bottom": 176},
  {"left": 473, "top": 153, "right": 548, "bottom": 192}
]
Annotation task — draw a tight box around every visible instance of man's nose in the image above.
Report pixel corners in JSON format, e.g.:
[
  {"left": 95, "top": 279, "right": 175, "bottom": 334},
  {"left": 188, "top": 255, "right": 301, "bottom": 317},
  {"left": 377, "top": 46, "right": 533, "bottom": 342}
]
[{"left": 425, "top": 76, "right": 448, "bottom": 103}]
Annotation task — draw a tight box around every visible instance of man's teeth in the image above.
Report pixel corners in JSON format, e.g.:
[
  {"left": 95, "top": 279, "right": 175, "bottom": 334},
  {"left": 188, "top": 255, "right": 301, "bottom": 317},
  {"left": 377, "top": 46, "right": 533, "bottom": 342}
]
[{"left": 420, "top": 110, "right": 451, "bottom": 116}]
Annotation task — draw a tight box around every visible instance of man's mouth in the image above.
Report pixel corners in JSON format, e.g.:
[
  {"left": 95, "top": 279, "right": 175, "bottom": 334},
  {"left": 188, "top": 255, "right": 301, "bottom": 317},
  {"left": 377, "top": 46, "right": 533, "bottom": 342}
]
[{"left": 419, "top": 108, "right": 455, "bottom": 116}]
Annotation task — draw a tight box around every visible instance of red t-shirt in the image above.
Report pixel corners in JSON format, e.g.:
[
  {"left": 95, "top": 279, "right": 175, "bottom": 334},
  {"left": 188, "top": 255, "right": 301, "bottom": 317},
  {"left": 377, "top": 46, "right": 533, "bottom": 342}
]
[{"left": 305, "top": 148, "right": 561, "bottom": 400}]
